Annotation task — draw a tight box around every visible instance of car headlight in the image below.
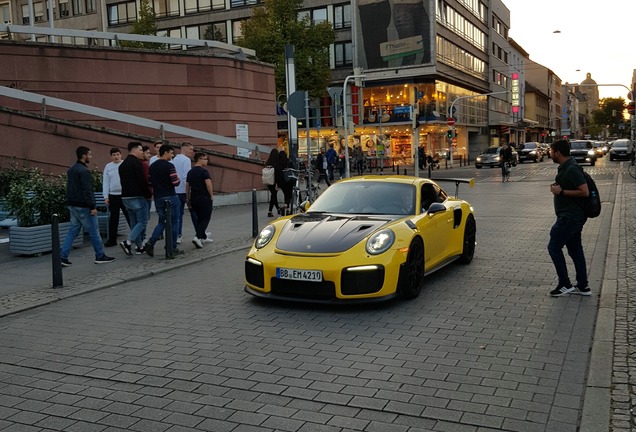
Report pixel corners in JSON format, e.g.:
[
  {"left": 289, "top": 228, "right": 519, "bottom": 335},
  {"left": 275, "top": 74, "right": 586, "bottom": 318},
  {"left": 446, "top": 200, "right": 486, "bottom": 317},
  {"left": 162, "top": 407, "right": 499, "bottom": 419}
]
[
  {"left": 587, "top": 150, "right": 595, "bottom": 156},
  {"left": 476, "top": 157, "right": 482, "bottom": 162},
  {"left": 365, "top": 229, "right": 395, "bottom": 255},
  {"left": 495, "top": 156, "right": 500, "bottom": 161},
  {"left": 255, "top": 225, "right": 276, "bottom": 249},
  {"left": 529, "top": 150, "right": 536, "bottom": 155}
]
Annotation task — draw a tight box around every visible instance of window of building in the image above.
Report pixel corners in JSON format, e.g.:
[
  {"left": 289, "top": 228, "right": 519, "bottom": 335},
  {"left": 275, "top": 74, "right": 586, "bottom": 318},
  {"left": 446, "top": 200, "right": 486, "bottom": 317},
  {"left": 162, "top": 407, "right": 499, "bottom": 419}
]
[
  {"left": 107, "top": 1, "right": 136, "bottom": 25},
  {"left": 436, "top": 1, "right": 485, "bottom": 51},
  {"left": 230, "top": 0, "right": 258, "bottom": 8},
  {"left": 232, "top": 19, "right": 245, "bottom": 43},
  {"left": 334, "top": 41, "right": 352, "bottom": 67},
  {"left": 84, "top": 0, "right": 94, "bottom": 13},
  {"left": 58, "top": 0, "right": 69, "bottom": 17},
  {"left": 333, "top": 3, "right": 351, "bottom": 29},
  {"left": 34, "top": 2, "right": 44, "bottom": 22},
  {"left": 184, "top": 0, "right": 221, "bottom": 14},
  {"left": 71, "top": 0, "right": 80, "bottom": 15},
  {"left": 2, "top": 2, "right": 11, "bottom": 23},
  {"left": 204, "top": 21, "right": 227, "bottom": 42},
  {"left": 299, "top": 7, "right": 327, "bottom": 25},
  {"left": 21, "top": 4, "right": 29, "bottom": 23},
  {"left": 153, "top": 0, "right": 179, "bottom": 17}
]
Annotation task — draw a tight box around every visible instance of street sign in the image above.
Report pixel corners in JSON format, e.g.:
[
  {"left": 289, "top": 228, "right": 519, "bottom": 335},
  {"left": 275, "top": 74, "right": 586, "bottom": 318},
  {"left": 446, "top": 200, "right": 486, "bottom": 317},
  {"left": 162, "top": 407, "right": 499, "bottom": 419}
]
[{"left": 447, "top": 117, "right": 456, "bottom": 126}]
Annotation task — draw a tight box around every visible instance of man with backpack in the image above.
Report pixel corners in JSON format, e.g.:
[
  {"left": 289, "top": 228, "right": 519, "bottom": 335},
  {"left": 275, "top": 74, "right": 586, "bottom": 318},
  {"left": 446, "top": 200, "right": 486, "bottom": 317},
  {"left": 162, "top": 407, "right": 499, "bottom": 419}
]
[{"left": 547, "top": 139, "right": 590, "bottom": 297}]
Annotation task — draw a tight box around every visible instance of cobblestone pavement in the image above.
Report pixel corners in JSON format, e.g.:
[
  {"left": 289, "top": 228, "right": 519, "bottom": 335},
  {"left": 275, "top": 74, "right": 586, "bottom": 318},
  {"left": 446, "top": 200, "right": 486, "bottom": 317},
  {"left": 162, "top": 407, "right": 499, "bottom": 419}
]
[
  {"left": 611, "top": 173, "right": 636, "bottom": 432},
  {"left": 0, "top": 160, "right": 631, "bottom": 432}
]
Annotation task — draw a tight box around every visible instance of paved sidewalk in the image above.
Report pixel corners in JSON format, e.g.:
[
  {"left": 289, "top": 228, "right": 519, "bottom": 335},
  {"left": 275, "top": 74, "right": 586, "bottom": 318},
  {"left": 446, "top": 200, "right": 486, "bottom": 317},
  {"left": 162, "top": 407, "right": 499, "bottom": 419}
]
[{"left": 0, "top": 202, "right": 268, "bottom": 317}]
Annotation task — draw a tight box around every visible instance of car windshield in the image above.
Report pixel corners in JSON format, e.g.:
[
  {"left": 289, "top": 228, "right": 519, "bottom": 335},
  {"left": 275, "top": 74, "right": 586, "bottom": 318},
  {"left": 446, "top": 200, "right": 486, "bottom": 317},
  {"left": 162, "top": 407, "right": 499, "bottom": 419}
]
[
  {"left": 613, "top": 141, "right": 628, "bottom": 148},
  {"left": 482, "top": 147, "right": 499, "bottom": 154},
  {"left": 520, "top": 143, "right": 537, "bottom": 149},
  {"left": 309, "top": 181, "right": 416, "bottom": 216},
  {"left": 570, "top": 141, "right": 592, "bottom": 150}
]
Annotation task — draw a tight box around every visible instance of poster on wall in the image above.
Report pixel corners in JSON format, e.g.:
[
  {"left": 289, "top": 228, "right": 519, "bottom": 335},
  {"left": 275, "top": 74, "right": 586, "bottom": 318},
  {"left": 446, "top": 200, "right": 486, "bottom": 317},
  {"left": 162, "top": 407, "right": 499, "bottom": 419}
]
[{"left": 354, "top": 0, "right": 433, "bottom": 70}]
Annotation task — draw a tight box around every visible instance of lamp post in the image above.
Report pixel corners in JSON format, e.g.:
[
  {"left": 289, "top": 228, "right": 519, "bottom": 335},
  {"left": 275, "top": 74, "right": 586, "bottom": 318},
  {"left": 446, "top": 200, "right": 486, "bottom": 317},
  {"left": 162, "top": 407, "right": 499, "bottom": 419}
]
[{"left": 342, "top": 69, "right": 366, "bottom": 178}]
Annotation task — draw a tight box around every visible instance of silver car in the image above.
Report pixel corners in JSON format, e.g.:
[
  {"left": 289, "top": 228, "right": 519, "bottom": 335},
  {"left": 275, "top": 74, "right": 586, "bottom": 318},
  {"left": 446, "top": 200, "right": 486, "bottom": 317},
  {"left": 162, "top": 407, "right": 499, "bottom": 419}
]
[
  {"left": 609, "top": 139, "right": 633, "bottom": 161},
  {"left": 475, "top": 147, "right": 518, "bottom": 169}
]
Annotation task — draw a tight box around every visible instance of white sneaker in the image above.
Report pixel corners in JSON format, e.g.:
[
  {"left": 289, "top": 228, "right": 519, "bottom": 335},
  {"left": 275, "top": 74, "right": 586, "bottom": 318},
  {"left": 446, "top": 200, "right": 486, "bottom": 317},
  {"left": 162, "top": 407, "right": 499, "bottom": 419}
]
[
  {"left": 202, "top": 237, "right": 214, "bottom": 244},
  {"left": 192, "top": 237, "right": 203, "bottom": 249},
  {"left": 205, "top": 231, "right": 212, "bottom": 239},
  {"left": 177, "top": 235, "right": 183, "bottom": 244}
]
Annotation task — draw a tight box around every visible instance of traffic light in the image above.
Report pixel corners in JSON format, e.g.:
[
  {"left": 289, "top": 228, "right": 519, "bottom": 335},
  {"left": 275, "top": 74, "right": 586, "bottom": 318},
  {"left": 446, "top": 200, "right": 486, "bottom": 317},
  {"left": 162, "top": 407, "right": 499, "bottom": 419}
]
[
  {"left": 628, "top": 101, "right": 635, "bottom": 116},
  {"left": 447, "top": 129, "right": 453, "bottom": 139}
]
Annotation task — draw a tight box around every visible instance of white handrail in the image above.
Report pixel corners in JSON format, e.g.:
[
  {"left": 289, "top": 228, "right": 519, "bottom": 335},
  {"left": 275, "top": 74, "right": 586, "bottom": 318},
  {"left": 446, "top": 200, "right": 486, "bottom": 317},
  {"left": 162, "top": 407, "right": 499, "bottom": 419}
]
[{"left": 0, "top": 86, "right": 272, "bottom": 154}]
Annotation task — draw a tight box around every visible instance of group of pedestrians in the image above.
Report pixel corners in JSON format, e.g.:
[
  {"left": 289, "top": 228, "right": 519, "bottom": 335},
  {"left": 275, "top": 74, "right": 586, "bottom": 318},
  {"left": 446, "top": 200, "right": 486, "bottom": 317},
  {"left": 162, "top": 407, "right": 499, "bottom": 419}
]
[{"left": 60, "top": 142, "right": 215, "bottom": 266}]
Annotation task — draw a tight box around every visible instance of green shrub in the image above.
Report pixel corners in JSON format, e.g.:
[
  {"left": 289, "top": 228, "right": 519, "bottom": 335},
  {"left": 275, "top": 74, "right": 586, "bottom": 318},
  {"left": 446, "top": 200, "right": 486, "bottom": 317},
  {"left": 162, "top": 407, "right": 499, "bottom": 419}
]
[{"left": 4, "top": 167, "right": 70, "bottom": 227}]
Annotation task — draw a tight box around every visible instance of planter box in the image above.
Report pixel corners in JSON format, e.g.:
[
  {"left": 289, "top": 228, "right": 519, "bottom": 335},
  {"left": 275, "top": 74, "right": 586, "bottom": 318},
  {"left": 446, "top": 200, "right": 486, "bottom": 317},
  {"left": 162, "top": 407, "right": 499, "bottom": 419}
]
[{"left": 9, "top": 222, "right": 83, "bottom": 256}]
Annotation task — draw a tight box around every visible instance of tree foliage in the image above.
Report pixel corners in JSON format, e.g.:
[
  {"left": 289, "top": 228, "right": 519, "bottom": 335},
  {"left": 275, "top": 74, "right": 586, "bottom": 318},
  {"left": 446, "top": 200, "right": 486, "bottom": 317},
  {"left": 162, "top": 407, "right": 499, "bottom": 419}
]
[
  {"left": 590, "top": 98, "right": 629, "bottom": 138},
  {"left": 236, "top": 0, "right": 336, "bottom": 99},
  {"left": 120, "top": 0, "right": 164, "bottom": 49}
]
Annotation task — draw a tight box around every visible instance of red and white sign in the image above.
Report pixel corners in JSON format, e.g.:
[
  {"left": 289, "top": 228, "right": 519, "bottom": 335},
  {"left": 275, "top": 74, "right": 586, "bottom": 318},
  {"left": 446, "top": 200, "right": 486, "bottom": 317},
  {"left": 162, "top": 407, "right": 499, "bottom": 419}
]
[{"left": 446, "top": 117, "right": 456, "bottom": 126}]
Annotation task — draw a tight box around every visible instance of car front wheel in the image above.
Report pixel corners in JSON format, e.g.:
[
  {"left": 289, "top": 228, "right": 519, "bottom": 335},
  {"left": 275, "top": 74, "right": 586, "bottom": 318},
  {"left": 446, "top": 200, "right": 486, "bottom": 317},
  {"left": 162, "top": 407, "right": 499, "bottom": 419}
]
[{"left": 398, "top": 238, "right": 424, "bottom": 299}]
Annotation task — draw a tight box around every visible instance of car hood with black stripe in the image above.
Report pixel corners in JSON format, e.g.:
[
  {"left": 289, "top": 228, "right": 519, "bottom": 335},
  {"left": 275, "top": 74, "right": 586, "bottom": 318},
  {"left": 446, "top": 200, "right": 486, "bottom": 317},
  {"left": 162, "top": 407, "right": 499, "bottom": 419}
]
[{"left": 275, "top": 212, "right": 399, "bottom": 253}]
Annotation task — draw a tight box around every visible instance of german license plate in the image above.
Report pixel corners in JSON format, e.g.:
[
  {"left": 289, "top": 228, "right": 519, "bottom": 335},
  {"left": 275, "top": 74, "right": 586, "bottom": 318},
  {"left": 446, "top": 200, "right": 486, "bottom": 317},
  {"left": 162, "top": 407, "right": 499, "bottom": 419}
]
[{"left": 276, "top": 268, "right": 323, "bottom": 282}]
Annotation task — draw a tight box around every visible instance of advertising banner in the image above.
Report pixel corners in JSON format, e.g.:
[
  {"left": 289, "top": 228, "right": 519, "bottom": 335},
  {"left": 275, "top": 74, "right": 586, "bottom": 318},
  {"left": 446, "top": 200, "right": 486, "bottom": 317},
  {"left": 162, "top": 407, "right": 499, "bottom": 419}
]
[{"left": 354, "top": 0, "right": 433, "bottom": 70}]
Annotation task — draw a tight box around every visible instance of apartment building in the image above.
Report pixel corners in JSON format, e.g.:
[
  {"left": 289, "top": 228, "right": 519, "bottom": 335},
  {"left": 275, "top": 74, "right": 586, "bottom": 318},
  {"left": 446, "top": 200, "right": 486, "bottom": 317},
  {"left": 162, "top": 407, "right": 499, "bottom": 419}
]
[{"left": 3, "top": 0, "right": 586, "bottom": 162}]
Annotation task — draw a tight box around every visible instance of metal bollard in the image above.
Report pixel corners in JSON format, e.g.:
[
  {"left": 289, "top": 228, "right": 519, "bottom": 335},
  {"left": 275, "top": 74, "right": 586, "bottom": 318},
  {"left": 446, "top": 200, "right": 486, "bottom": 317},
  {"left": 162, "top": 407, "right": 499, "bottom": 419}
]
[
  {"left": 51, "top": 213, "right": 63, "bottom": 288},
  {"left": 403, "top": 168, "right": 407, "bottom": 176},
  {"left": 428, "top": 164, "right": 432, "bottom": 179},
  {"left": 165, "top": 199, "right": 173, "bottom": 258},
  {"left": 252, "top": 189, "right": 258, "bottom": 238}
]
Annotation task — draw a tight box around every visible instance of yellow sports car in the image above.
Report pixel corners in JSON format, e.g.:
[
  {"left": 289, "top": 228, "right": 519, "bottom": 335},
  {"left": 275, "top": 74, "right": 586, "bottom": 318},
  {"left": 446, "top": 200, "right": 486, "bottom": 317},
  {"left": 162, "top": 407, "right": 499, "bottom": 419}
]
[{"left": 245, "top": 176, "right": 476, "bottom": 303}]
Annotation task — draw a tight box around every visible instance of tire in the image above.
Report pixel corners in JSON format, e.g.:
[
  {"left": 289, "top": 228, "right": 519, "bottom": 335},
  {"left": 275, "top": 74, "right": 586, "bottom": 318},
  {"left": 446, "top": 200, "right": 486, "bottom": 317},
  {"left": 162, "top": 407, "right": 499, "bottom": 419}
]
[
  {"left": 398, "top": 238, "right": 424, "bottom": 299},
  {"left": 590, "top": 161, "right": 595, "bottom": 167},
  {"left": 458, "top": 215, "right": 476, "bottom": 264},
  {"left": 610, "top": 155, "right": 614, "bottom": 161},
  {"left": 475, "top": 165, "right": 482, "bottom": 169}
]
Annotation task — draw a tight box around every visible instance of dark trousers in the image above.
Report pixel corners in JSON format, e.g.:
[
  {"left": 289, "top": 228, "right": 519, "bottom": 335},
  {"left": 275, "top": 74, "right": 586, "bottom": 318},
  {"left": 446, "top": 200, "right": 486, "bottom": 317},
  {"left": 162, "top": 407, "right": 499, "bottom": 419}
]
[
  {"left": 190, "top": 196, "right": 213, "bottom": 240},
  {"left": 548, "top": 216, "right": 588, "bottom": 287},
  {"left": 107, "top": 194, "right": 130, "bottom": 243},
  {"left": 317, "top": 169, "right": 331, "bottom": 186},
  {"left": 177, "top": 193, "right": 187, "bottom": 237},
  {"left": 267, "top": 184, "right": 279, "bottom": 212}
]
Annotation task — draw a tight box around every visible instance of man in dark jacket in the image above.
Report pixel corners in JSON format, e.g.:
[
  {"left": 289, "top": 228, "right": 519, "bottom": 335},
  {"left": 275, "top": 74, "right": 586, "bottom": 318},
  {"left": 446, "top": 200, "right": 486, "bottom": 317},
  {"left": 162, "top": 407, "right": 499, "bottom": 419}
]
[
  {"left": 119, "top": 141, "right": 152, "bottom": 256},
  {"left": 60, "top": 146, "right": 115, "bottom": 266}
]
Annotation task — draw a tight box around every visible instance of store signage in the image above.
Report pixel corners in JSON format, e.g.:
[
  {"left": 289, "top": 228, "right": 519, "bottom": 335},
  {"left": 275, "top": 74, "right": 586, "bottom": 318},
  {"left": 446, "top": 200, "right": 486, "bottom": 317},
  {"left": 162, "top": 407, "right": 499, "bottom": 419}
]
[{"left": 511, "top": 73, "right": 519, "bottom": 114}]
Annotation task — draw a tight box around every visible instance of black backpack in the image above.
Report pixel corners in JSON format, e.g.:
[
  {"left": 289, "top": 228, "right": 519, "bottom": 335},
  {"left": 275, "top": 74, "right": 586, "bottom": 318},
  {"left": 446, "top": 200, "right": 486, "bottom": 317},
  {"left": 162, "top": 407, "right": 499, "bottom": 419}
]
[{"left": 577, "top": 166, "right": 601, "bottom": 218}]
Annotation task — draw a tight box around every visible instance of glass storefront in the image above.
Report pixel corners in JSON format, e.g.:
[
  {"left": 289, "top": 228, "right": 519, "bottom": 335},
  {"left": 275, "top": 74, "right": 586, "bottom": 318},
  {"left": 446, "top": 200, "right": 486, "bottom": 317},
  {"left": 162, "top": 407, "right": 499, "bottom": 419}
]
[{"left": 278, "top": 80, "right": 487, "bottom": 170}]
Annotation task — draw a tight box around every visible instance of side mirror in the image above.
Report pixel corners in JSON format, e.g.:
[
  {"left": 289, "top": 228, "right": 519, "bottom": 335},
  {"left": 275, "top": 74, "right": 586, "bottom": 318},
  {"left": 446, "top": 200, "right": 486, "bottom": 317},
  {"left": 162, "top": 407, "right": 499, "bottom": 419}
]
[
  {"left": 427, "top": 203, "right": 446, "bottom": 214},
  {"left": 299, "top": 200, "right": 311, "bottom": 212}
]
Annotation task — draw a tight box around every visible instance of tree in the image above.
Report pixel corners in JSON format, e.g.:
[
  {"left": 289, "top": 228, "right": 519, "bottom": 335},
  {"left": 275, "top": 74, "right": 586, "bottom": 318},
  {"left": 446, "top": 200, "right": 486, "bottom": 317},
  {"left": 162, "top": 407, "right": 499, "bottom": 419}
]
[
  {"left": 203, "top": 24, "right": 224, "bottom": 42},
  {"left": 120, "top": 0, "right": 164, "bottom": 49},
  {"left": 590, "top": 98, "right": 628, "bottom": 138},
  {"left": 236, "top": 0, "right": 335, "bottom": 99}
]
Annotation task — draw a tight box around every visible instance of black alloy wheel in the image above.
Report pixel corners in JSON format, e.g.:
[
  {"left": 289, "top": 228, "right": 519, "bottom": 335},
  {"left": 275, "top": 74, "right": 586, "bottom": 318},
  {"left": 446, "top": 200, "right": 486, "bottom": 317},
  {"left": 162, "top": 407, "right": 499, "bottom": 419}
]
[
  {"left": 398, "top": 238, "right": 425, "bottom": 299},
  {"left": 458, "top": 215, "right": 476, "bottom": 264}
]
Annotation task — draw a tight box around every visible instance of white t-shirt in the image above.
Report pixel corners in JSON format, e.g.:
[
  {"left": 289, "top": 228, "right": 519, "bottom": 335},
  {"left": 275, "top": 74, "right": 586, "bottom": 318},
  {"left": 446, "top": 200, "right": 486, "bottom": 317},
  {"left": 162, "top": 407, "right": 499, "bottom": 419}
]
[{"left": 171, "top": 154, "right": 191, "bottom": 194}]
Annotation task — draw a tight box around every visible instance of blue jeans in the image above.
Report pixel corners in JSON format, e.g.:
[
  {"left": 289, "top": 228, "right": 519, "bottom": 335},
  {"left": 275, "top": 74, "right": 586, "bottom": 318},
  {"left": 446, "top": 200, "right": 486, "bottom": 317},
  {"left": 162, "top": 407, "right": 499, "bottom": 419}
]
[
  {"left": 150, "top": 195, "right": 180, "bottom": 249},
  {"left": 177, "top": 193, "right": 187, "bottom": 236},
  {"left": 548, "top": 216, "right": 588, "bottom": 287},
  {"left": 122, "top": 197, "right": 150, "bottom": 247},
  {"left": 61, "top": 206, "right": 104, "bottom": 259}
]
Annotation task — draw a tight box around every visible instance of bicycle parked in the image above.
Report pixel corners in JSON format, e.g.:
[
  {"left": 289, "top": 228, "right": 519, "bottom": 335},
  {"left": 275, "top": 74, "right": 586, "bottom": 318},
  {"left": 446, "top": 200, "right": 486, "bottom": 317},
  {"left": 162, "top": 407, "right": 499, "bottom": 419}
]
[{"left": 283, "top": 168, "right": 321, "bottom": 215}]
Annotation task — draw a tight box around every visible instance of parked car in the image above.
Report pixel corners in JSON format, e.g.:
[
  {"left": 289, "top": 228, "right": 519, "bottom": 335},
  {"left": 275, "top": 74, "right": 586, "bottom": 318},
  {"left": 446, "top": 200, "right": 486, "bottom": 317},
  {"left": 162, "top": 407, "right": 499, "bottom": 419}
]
[
  {"left": 569, "top": 140, "right": 597, "bottom": 166},
  {"left": 245, "top": 176, "right": 476, "bottom": 302},
  {"left": 474, "top": 147, "right": 518, "bottom": 169},
  {"left": 609, "top": 139, "right": 633, "bottom": 161},
  {"left": 517, "top": 142, "right": 544, "bottom": 163}
]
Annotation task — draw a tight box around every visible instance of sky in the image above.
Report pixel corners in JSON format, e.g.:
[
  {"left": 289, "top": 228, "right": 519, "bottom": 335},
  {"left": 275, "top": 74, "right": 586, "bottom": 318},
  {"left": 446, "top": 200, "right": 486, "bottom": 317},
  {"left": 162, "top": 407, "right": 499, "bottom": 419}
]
[{"left": 506, "top": 0, "right": 635, "bottom": 100}]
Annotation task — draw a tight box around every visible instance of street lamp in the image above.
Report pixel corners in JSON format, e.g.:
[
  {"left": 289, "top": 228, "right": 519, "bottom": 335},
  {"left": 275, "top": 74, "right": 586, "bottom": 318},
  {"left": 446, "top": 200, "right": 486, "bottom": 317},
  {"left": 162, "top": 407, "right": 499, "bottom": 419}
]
[{"left": 342, "top": 69, "right": 366, "bottom": 178}]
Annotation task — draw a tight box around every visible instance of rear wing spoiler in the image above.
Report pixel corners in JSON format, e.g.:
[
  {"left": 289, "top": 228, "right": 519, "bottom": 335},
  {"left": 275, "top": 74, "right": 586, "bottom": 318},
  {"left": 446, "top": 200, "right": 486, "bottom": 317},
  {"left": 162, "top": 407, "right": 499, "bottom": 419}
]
[{"left": 434, "top": 178, "right": 474, "bottom": 198}]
